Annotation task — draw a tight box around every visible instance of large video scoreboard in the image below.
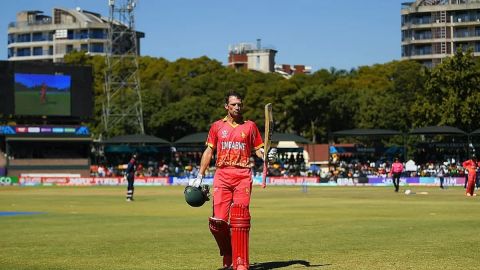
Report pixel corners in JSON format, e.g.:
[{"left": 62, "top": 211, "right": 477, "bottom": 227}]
[{"left": 0, "top": 61, "right": 93, "bottom": 120}]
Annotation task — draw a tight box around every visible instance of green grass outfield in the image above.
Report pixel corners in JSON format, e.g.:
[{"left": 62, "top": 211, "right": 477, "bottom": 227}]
[
  {"left": 15, "top": 91, "right": 70, "bottom": 115},
  {"left": 1, "top": 186, "right": 480, "bottom": 270}
]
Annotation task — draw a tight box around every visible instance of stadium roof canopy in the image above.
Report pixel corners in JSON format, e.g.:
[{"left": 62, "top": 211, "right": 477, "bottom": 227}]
[
  {"left": 332, "top": 128, "right": 403, "bottom": 136},
  {"left": 102, "top": 134, "right": 170, "bottom": 144},
  {"left": 469, "top": 128, "right": 480, "bottom": 135},
  {"left": 174, "top": 132, "right": 208, "bottom": 144},
  {"left": 174, "top": 132, "right": 310, "bottom": 144},
  {"left": 409, "top": 126, "right": 467, "bottom": 135},
  {"left": 271, "top": 133, "right": 310, "bottom": 143}
]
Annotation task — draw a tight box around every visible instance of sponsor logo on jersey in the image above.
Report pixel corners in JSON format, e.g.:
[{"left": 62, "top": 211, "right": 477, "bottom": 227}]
[
  {"left": 221, "top": 141, "right": 246, "bottom": 150},
  {"left": 221, "top": 130, "right": 228, "bottom": 138}
]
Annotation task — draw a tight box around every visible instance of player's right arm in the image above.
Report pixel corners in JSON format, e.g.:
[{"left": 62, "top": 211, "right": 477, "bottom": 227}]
[
  {"left": 189, "top": 146, "right": 213, "bottom": 187},
  {"left": 189, "top": 123, "right": 217, "bottom": 187},
  {"left": 198, "top": 146, "right": 213, "bottom": 177}
]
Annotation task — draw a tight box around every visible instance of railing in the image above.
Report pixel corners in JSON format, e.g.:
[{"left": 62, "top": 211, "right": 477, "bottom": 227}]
[
  {"left": 8, "top": 18, "right": 53, "bottom": 28},
  {"left": 8, "top": 34, "right": 107, "bottom": 44},
  {"left": 9, "top": 49, "right": 53, "bottom": 58}
]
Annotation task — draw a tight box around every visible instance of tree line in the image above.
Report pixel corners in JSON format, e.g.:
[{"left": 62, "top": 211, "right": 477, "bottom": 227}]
[{"left": 64, "top": 49, "right": 480, "bottom": 143}]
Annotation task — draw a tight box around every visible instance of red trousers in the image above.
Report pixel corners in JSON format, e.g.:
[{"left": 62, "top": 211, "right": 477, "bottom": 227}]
[
  {"left": 466, "top": 173, "right": 476, "bottom": 195},
  {"left": 212, "top": 167, "right": 252, "bottom": 221}
]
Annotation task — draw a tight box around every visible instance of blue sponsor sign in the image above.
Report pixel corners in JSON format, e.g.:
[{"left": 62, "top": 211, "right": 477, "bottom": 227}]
[{"left": 170, "top": 176, "right": 213, "bottom": 185}]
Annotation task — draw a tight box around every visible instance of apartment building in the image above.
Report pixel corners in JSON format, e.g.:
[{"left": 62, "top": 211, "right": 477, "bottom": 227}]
[
  {"left": 228, "top": 41, "right": 277, "bottom": 73},
  {"left": 274, "top": 64, "right": 312, "bottom": 79},
  {"left": 8, "top": 8, "right": 144, "bottom": 62},
  {"left": 228, "top": 40, "right": 311, "bottom": 77},
  {"left": 401, "top": 0, "right": 480, "bottom": 67}
]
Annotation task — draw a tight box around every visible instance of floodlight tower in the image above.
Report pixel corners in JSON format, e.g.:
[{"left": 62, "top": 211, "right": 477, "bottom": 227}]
[{"left": 102, "top": 0, "right": 144, "bottom": 137}]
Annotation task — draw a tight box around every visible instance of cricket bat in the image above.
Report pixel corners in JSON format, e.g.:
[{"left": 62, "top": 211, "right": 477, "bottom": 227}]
[{"left": 262, "top": 103, "right": 273, "bottom": 188}]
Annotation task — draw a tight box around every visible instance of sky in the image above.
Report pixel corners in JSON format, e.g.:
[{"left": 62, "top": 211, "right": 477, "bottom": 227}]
[
  {"left": 15, "top": 73, "right": 71, "bottom": 89},
  {"left": 2, "top": 0, "right": 405, "bottom": 71}
]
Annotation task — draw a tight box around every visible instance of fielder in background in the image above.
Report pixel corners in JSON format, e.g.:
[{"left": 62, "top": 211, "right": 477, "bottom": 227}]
[
  {"left": 189, "top": 91, "right": 276, "bottom": 270},
  {"left": 462, "top": 155, "right": 478, "bottom": 197},
  {"left": 391, "top": 158, "right": 404, "bottom": 192},
  {"left": 125, "top": 154, "right": 137, "bottom": 202}
]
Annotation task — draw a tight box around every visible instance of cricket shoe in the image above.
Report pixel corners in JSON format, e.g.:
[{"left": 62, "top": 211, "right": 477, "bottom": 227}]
[
  {"left": 236, "top": 265, "right": 248, "bottom": 270},
  {"left": 126, "top": 198, "right": 134, "bottom": 202},
  {"left": 223, "top": 255, "right": 232, "bottom": 269}
]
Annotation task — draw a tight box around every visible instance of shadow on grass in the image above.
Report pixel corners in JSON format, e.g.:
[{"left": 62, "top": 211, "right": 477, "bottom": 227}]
[{"left": 249, "top": 260, "right": 330, "bottom": 269}]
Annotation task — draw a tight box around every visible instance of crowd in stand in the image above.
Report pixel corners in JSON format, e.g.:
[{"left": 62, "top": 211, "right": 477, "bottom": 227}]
[
  {"left": 90, "top": 150, "right": 475, "bottom": 183},
  {"left": 326, "top": 159, "right": 467, "bottom": 181},
  {"left": 90, "top": 151, "right": 307, "bottom": 178}
]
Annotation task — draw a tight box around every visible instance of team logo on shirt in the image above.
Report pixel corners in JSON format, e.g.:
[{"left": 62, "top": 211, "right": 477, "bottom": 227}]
[
  {"left": 241, "top": 131, "right": 246, "bottom": 138},
  {"left": 221, "top": 130, "right": 228, "bottom": 138}
]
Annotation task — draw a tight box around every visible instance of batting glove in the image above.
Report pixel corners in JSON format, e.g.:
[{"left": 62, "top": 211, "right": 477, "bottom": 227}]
[
  {"left": 189, "top": 174, "right": 203, "bottom": 188},
  {"left": 267, "top": 148, "right": 277, "bottom": 164}
]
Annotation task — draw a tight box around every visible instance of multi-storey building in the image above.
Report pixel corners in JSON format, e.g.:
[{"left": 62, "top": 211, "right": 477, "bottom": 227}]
[
  {"left": 274, "top": 64, "right": 312, "bottom": 78},
  {"left": 8, "top": 8, "right": 144, "bottom": 62},
  {"left": 401, "top": 0, "right": 480, "bottom": 67},
  {"left": 227, "top": 39, "right": 311, "bottom": 77},
  {"left": 228, "top": 40, "right": 277, "bottom": 73}
]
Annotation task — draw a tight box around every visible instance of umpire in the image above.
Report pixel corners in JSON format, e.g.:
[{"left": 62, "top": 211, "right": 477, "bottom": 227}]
[{"left": 391, "top": 158, "right": 404, "bottom": 192}]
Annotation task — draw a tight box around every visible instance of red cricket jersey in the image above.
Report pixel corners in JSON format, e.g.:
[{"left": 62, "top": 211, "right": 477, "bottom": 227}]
[
  {"left": 463, "top": 159, "right": 477, "bottom": 175},
  {"left": 206, "top": 117, "right": 263, "bottom": 168}
]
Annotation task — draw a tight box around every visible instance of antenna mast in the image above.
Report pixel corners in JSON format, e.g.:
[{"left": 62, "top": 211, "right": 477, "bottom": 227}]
[{"left": 103, "top": 0, "right": 144, "bottom": 137}]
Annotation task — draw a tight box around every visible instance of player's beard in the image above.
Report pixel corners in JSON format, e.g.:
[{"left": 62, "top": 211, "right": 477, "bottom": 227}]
[{"left": 231, "top": 110, "right": 242, "bottom": 121}]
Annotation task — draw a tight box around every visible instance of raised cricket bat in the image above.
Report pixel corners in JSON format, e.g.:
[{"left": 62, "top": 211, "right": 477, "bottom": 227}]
[{"left": 262, "top": 103, "right": 273, "bottom": 188}]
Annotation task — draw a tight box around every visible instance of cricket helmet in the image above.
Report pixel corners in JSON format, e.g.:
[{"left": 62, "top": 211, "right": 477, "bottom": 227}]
[{"left": 184, "top": 185, "right": 210, "bottom": 207}]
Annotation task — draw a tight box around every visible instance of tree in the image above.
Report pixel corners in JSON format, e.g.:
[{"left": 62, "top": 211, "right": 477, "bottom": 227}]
[{"left": 412, "top": 49, "right": 480, "bottom": 132}]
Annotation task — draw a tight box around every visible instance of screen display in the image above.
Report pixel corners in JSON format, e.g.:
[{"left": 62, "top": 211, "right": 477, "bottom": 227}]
[{"left": 14, "top": 73, "right": 71, "bottom": 116}]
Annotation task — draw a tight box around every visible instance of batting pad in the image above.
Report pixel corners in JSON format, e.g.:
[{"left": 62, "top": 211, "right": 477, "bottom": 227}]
[
  {"left": 230, "top": 204, "right": 251, "bottom": 269},
  {"left": 209, "top": 217, "right": 231, "bottom": 257}
]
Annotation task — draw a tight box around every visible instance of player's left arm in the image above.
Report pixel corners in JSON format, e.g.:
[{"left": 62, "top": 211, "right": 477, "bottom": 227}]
[{"left": 251, "top": 122, "right": 264, "bottom": 159}]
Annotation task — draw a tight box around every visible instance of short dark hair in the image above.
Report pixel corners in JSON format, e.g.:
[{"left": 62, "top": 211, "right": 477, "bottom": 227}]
[{"left": 224, "top": 91, "right": 242, "bottom": 105}]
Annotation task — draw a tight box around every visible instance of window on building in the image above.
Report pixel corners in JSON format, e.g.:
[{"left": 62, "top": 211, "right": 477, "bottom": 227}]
[
  {"left": 454, "top": 12, "right": 469, "bottom": 22},
  {"left": 17, "top": 33, "right": 31, "bottom": 43},
  {"left": 78, "top": 29, "right": 88, "bottom": 39},
  {"left": 475, "top": 27, "right": 480, "bottom": 37},
  {"left": 415, "top": 45, "right": 432, "bottom": 55},
  {"left": 49, "top": 46, "right": 53, "bottom": 55},
  {"left": 80, "top": 44, "right": 88, "bottom": 52},
  {"left": 32, "top": 32, "right": 44, "bottom": 42},
  {"left": 90, "top": 43, "right": 104, "bottom": 53},
  {"left": 256, "top": 56, "right": 260, "bottom": 69},
  {"left": 90, "top": 29, "right": 105, "bottom": 39},
  {"left": 17, "top": 48, "right": 31, "bottom": 57},
  {"left": 455, "top": 27, "right": 469, "bottom": 38},
  {"left": 8, "top": 34, "right": 15, "bottom": 44},
  {"left": 413, "top": 14, "right": 431, "bottom": 25},
  {"left": 66, "top": 44, "right": 74, "bottom": 53},
  {"left": 454, "top": 43, "right": 471, "bottom": 52},
  {"left": 33, "top": 47, "right": 43, "bottom": 56},
  {"left": 8, "top": 48, "right": 14, "bottom": 58}
]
